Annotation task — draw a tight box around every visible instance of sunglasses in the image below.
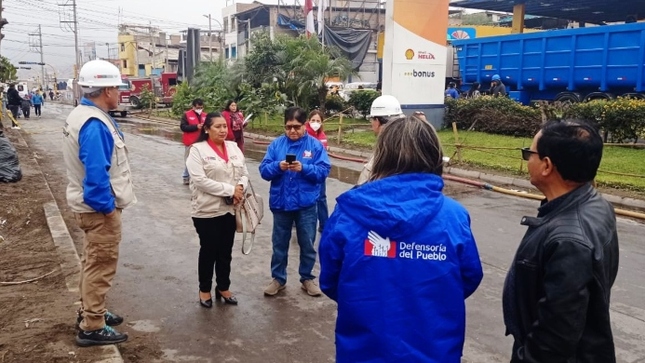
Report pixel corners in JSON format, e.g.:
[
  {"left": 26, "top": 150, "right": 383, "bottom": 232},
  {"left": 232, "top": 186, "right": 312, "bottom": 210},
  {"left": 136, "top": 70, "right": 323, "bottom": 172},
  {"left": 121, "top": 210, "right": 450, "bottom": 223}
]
[
  {"left": 284, "top": 125, "right": 302, "bottom": 131},
  {"left": 521, "top": 147, "right": 538, "bottom": 161}
]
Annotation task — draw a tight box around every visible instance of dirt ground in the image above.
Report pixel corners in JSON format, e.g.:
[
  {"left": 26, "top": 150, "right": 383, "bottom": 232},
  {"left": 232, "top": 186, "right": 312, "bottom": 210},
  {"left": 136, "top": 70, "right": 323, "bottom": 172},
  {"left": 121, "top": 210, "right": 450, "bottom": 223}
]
[{"left": 0, "top": 131, "right": 105, "bottom": 362}]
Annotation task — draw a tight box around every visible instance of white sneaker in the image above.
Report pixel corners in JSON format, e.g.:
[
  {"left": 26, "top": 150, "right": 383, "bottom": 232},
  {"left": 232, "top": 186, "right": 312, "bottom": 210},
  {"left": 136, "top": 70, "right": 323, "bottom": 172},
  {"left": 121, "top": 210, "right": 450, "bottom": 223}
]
[{"left": 11, "top": 126, "right": 20, "bottom": 130}]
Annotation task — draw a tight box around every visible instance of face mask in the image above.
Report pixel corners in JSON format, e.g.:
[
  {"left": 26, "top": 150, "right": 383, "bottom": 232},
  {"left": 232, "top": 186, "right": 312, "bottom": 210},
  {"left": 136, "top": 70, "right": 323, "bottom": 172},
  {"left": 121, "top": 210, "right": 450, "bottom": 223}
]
[
  {"left": 194, "top": 109, "right": 202, "bottom": 115},
  {"left": 310, "top": 122, "right": 321, "bottom": 131}
]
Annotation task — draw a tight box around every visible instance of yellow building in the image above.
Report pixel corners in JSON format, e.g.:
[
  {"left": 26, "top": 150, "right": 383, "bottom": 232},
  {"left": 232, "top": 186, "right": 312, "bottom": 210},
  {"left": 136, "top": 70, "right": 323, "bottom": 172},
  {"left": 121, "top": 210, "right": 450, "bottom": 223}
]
[{"left": 118, "top": 34, "right": 137, "bottom": 77}]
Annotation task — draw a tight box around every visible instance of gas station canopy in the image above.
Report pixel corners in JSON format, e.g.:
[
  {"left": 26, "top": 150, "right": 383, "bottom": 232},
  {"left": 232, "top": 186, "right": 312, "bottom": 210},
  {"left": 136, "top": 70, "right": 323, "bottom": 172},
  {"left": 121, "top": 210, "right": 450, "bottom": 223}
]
[{"left": 450, "top": 0, "right": 645, "bottom": 24}]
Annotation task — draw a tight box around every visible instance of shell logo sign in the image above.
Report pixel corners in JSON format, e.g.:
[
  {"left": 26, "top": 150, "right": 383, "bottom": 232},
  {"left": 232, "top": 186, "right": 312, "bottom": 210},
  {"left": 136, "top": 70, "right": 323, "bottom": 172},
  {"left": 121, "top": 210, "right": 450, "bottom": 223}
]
[{"left": 382, "top": 0, "right": 449, "bottom": 123}]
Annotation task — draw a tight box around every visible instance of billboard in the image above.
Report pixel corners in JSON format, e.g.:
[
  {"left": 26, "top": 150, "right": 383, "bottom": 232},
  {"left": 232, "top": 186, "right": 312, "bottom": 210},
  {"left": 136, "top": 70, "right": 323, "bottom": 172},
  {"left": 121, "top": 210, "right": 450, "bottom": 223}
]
[{"left": 382, "top": 0, "right": 449, "bottom": 125}]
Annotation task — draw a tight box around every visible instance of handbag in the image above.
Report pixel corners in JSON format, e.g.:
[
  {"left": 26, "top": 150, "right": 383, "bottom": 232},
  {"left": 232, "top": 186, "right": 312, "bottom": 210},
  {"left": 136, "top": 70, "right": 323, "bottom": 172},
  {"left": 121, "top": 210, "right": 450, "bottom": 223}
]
[{"left": 235, "top": 179, "right": 264, "bottom": 254}]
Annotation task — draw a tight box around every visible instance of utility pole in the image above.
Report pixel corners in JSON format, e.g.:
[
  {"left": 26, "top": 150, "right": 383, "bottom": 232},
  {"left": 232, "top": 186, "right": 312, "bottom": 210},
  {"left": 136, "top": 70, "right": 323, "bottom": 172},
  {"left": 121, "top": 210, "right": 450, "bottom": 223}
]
[
  {"left": 105, "top": 42, "right": 111, "bottom": 60},
  {"left": 59, "top": 0, "right": 80, "bottom": 102},
  {"left": 28, "top": 25, "right": 45, "bottom": 89},
  {"left": 203, "top": 14, "right": 213, "bottom": 61}
]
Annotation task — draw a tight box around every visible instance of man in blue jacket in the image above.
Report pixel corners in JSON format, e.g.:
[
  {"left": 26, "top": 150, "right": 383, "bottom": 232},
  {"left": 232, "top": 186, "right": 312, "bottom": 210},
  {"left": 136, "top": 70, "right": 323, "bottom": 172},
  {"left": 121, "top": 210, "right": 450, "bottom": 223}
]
[{"left": 259, "top": 107, "right": 331, "bottom": 297}]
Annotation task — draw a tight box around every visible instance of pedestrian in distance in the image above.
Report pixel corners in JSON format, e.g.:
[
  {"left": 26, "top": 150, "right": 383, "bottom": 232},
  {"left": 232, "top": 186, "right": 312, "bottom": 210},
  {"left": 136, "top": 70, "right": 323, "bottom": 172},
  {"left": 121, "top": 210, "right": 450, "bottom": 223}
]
[
  {"left": 186, "top": 111, "right": 249, "bottom": 307},
  {"left": 32, "top": 90, "right": 44, "bottom": 118},
  {"left": 466, "top": 82, "right": 481, "bottom": 99},
  {"left": 259, "top": 106, "right": 331, "bottom": 297},
  {"left": 504, "top": 119, "right": 619, "bottom": 362},
  {"left": 180, "top": 98, "right": 207, "bottom": 185},
  {"left": 49, "top": 90, "right": 55, "bottom": 101},
  {"left": 490, "top": 74, "right": 507, "bottom": 97},
  {"left": 222, "top": 100, "right": 246, "bottom": 152},
  {"left": 319, "top": 115, "right": 483, "bottom": 363},
  {"left": 305, "top": 110, "right": 329, "bottom": 233},
  {"left": 20, "top": 95, "right": 32, "bottom": 119},
  {"left": 357, "top": 94, "right": 403, "bottom": 185},
  {"left": 62, "top": 59, "right": 136, "bottom": 347},
  {"left": 6, "top": 84, "right": 22, "bottom": 129},
  {"left": 444, "top": 81, "right": 460, "bottom": 99}
]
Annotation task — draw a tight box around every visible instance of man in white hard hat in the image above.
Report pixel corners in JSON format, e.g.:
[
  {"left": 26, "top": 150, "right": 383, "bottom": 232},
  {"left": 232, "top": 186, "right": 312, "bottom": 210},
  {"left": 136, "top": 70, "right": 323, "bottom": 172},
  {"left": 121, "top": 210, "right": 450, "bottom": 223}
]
[
  {"left": 356, "top": 95, "right": 403, "bottom": 184},
  {"left": 62, "top": 59, "right": 136, "bottom": 347}
]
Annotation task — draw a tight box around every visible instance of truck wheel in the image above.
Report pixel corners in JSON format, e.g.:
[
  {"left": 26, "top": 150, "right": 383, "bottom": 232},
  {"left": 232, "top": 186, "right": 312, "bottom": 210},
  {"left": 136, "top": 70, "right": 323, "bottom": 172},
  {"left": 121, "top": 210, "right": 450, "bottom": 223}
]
[
  {"left": 554, "top": 93, "right": 581, "bottom": 104},
  {"left": 130, "top": 96, "right": 140, "bottom": 108}
]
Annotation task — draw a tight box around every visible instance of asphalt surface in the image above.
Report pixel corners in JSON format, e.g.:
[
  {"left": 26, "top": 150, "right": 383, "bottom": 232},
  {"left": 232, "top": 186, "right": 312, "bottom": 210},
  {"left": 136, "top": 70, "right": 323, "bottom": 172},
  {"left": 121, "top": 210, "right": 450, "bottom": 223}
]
[{"left": 16, "top": 104, "right": 645, "bottom": 363}]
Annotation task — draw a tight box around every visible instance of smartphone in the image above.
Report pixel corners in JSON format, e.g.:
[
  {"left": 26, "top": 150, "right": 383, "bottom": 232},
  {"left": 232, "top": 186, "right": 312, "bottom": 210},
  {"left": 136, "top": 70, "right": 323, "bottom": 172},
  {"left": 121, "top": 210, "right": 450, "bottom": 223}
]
[{"left": 286, "top": 154, "right": 296, "bottom": 164}]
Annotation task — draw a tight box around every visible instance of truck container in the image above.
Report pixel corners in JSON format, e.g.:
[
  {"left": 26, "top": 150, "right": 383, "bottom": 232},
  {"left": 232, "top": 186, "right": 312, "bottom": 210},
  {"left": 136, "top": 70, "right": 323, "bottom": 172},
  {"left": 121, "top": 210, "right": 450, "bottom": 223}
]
[{"left": 452, "top": 22, "right": 645, "bottom": 104}]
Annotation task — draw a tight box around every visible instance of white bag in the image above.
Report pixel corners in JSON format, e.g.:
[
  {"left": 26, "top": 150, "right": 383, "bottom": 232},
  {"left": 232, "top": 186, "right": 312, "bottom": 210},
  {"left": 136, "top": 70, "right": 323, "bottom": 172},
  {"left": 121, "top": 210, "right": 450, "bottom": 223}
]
[{"left": 236, "top": 180, "right": 264, "bottom": 254}]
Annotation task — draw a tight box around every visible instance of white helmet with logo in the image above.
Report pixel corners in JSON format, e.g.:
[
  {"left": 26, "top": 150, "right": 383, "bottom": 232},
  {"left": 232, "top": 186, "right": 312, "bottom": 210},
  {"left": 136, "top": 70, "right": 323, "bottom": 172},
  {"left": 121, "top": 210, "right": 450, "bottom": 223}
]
[
  {"left": 369, "top": 95, "right": 403, "bottom": 118},
  {"left": 77, "top": 59, "right": 124, "bottom": 88}
]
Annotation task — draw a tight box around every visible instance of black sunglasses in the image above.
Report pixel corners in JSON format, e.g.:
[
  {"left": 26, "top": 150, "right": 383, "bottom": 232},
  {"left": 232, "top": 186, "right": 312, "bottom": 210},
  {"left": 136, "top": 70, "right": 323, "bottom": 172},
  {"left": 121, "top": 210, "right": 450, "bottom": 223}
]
[
  {"left": 284, "top": 124, "right": 302, "bottom": 131},
  {"left": 520, "top": 147, "right": 538, "bottom": 161}
]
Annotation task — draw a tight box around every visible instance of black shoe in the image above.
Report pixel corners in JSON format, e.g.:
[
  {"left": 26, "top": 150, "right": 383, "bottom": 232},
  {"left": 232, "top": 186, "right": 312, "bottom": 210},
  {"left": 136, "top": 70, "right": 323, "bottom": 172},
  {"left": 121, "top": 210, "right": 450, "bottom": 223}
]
[
  {"left": 215, "top": 290, "right": 238, "bottom": 305},
  {"left": 76, "top": 310, "right": 123, "bottom": 328},
  {"left": 199, "top": 293, "right": 213, "bottom": 308},
  {"left": 76, "top": 326, "right": 128, "bottom": 347}
]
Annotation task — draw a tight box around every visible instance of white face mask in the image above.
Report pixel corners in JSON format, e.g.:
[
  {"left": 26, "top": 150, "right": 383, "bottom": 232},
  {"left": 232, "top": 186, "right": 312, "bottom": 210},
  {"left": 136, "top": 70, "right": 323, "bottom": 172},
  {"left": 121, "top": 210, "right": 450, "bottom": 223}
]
[
  {"left": 194, "top": 109, "right": 202, "bottom": 115},
  {"left": 310, "top": 122, "right": 321, "bottom": 131}
]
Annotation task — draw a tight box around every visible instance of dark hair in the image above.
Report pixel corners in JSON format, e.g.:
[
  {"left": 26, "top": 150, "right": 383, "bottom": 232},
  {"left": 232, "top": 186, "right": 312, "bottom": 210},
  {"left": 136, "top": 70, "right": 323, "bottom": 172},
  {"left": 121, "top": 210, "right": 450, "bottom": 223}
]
[
  {"left": 466, "top": 82, "right": 480, "bottom": 97},
  {"left": 537, "top": 119, "right": 603, "bottom": 183},
  {"left": 284, "top": 106, "right": 307, "bottom": 124},
  {"left": 224, "top": 100, "right": 237, "bottom": 112},
  {"left": 308, "top": 110, "right": 324, "bottom": 122},
  {"left": 449, "top": 82, "right": 456, "bottom": 88},
  {"left": 192, "top": 98, "right": 204, "bottom": 107},
  {"left": 370, "top": 116, "right": 443, "bottom": 180},
  {"left": 196, "top": 112, "right": 224, "bottom": 142}
]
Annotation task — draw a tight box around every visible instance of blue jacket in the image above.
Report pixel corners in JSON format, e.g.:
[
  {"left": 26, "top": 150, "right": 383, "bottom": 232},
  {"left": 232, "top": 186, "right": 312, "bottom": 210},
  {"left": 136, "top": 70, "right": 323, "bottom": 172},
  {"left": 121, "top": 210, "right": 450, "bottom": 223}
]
[
  {"left": 32, "top": 94, "right": 44, "bottom": 105},
  {"left": 259, "top": 133, "right": 331, "bottom": 212},
  {"left": 78, "top": 97, "right": 124, "bottom": 214},
  {"left": 445, "top": 88, "right": 460, "bottom": 99},
  {"left": 319, "top": 173, "right": 483, "bottom": 363}
]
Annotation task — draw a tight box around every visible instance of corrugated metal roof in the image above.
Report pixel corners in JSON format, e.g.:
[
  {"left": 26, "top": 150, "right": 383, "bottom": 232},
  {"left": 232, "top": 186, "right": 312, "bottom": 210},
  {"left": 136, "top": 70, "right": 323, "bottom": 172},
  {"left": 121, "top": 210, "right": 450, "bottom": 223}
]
[{"left": 450, "top": 0, "right": 645, "bottom": 24}]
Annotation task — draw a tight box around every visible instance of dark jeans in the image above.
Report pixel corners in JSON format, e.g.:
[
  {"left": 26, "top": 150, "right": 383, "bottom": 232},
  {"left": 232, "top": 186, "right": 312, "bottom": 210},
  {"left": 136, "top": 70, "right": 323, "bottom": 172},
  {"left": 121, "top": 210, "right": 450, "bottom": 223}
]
[
  {"left": 192, "top": 213, "right": 236, "bottom": 292},
  {"left": 21, "top": 107, "right": 30, "bottom": 119},
  {"left": 34, "top": 105, "right": 41, "bottom": 116},
  {"left": 270, "top": 205, "right": 318, "bottom": 285},
  {"left": 7, "top": 105, "right": 19, "bottom": 126},
  {"left": 317, "top": 181, "right": 329, "bottom": 232}
]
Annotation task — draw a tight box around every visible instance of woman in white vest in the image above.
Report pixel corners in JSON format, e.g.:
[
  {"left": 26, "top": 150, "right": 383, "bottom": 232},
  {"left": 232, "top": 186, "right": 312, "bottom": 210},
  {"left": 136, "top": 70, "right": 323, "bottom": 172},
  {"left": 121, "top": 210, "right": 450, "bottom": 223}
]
[{"left": 186, "top": 111, "right": 249, "bottom": 307}]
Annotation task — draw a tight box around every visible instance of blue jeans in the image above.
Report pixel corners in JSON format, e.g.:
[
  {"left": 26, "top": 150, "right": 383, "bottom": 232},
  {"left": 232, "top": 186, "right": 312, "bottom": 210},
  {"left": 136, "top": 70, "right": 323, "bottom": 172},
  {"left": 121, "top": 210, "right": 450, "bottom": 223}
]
[
  {"left": 317, "top": 181, "right": 329, "bottom": 232},
  {"left": 182, "top": 146, "right": 190, "bottom": 179},
  {"left": 270, "top": 205, "right": 318, "bottom": 285}
]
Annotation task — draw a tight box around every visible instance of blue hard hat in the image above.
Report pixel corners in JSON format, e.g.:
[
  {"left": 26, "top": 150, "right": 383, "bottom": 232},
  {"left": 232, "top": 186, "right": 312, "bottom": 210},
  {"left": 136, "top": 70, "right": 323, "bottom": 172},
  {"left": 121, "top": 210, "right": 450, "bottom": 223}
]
[{"left": 492, "top": 74, "right": 501, "bottom": 81}]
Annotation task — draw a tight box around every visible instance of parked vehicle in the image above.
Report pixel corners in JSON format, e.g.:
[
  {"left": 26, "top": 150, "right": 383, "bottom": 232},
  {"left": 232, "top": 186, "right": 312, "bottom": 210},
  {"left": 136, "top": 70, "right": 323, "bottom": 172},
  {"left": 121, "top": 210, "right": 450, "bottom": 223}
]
[
  {"left": 453, "top": 22, "right": 645, "bottom": 105},
  {"left": 119, "top": 73, "right": 178, "bottom": 108}
]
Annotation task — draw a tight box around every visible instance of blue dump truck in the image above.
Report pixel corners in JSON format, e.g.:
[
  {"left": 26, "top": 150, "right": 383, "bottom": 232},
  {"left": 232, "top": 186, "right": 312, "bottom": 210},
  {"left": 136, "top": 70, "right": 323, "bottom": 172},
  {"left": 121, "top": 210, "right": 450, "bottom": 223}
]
[{"left": 452, "top": 22, "right": 645, "bottom": 105}]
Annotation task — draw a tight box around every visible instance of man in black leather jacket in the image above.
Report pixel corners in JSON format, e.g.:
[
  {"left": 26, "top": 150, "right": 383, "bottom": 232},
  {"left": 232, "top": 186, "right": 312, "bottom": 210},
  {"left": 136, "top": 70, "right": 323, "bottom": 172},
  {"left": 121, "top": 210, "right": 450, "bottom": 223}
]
[{"left": 503, "top": 120, "right": 619, "bottom": 363}]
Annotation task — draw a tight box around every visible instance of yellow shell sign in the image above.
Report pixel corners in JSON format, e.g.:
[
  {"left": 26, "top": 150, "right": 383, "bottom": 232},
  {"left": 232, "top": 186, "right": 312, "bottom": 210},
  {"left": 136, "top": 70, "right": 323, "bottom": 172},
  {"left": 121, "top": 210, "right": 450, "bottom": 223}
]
[{"left": 405, "top": 49, "right": 415, "bottom": 60}]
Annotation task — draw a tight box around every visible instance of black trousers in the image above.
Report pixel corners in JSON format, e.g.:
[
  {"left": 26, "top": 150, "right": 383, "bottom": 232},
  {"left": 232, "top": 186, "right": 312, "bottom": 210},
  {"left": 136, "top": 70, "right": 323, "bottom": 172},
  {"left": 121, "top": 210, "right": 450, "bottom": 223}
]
[
  {"left": 7, "top": 105, "right": 19, "bottom": 126},
  {"left": 192, "top": 213, "right": 236, "bottom": 292},
  {"left": 34, "top": 105, "right": 41, "bottom": 116}
]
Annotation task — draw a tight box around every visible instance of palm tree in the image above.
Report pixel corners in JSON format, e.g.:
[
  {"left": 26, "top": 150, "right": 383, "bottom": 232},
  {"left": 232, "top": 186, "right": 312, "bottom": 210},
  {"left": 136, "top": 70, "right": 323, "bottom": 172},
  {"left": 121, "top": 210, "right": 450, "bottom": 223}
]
[{"left": 291, "top": 38, "right": 356, "bottom": 113}]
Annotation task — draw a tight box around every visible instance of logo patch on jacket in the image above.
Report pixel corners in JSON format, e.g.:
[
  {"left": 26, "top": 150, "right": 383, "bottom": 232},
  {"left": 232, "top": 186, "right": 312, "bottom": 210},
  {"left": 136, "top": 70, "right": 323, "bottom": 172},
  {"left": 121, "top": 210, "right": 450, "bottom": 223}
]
[
  {"left": 364, "top": 231, "right": 396, "bottom": 258},
  {"left": 303, "top": 150, "right": 313, "bottom": 159}
]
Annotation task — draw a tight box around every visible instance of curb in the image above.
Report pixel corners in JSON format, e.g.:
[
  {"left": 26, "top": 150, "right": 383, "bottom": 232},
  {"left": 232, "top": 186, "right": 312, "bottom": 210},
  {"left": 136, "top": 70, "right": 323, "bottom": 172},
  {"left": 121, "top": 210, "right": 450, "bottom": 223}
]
[
  {"left": 244, "top": 131, "right": 645, "bottom": 212},
  {"left": 14, "top": 130, "right": 124, "bottom": 363}
]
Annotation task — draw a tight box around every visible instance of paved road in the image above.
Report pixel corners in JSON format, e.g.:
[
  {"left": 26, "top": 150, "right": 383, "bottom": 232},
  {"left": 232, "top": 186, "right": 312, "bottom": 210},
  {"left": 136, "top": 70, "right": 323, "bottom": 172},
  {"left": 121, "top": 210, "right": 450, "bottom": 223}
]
[{"left": 18, "top": 104, "right": 645, "bottom": 363}]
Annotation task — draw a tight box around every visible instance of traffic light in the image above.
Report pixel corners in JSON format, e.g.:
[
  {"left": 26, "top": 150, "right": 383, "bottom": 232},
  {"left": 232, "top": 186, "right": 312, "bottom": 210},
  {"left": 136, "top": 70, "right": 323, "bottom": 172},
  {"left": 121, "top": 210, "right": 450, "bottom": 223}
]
[{"left": 0, "top": 17, "right": 8, "bottom": 41}]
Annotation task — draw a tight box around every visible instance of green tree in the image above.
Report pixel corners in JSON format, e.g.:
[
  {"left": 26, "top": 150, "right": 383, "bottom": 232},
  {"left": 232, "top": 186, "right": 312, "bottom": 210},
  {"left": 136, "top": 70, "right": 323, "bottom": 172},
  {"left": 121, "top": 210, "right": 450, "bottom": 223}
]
[
  {"left": 291, "top": 37, "right": 356, "bottom": 113},
  {"left": 0, "top": 56, "right": 17, "bottom": 83}
]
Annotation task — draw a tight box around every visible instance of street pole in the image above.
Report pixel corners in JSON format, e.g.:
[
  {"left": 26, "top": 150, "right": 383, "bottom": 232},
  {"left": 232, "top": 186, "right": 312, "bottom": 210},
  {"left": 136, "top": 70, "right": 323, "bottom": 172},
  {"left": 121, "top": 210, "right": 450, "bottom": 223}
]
[
  {"left": 203, "top": 14, "right": 213, "bottom": 62},
  {"left": 39, "top": 25, "right": 45, "bottom": 90},
  {"left": 105, "top": 42, "right": 111, "bottom": 60}
]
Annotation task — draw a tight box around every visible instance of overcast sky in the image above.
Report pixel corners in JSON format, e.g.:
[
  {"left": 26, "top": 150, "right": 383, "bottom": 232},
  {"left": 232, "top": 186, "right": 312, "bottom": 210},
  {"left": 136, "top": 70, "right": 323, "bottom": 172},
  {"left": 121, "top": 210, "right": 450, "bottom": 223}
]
[
  {"left": 2, "top": 0, "right": 475, "bottom": 80},
  {"left": 2, "top": 0, "right": 249, "bottom": 79}
]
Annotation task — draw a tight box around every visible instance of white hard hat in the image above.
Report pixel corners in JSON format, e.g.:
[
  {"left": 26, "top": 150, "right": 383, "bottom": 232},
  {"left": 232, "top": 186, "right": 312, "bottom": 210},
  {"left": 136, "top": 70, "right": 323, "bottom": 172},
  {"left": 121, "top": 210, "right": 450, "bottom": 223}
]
[
  {"left": 369, "top": 95, "right": 403, "bottom": 118},
  {"left": 77, "top": 59, "right": 124, "bottom": 88}
]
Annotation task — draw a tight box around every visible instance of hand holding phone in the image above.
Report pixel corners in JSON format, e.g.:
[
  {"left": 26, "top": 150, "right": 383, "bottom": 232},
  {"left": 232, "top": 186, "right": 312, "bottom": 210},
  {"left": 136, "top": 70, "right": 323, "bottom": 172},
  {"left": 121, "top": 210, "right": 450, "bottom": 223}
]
[{"left": 286, "top": 154, "right": 296, "bottom": 164}]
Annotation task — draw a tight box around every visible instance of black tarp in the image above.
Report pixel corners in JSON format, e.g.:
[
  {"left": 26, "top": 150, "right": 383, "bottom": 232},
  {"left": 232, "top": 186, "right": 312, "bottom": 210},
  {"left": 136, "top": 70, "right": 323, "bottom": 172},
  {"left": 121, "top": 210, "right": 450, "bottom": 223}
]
[{"left": 323, "top": 27, "right": 372, "bottom": 70}]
